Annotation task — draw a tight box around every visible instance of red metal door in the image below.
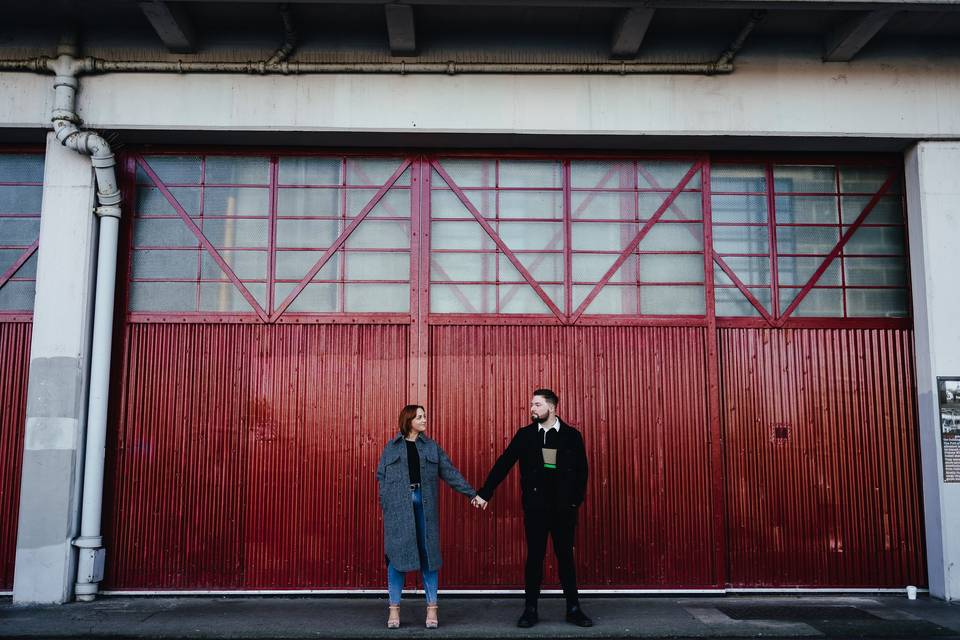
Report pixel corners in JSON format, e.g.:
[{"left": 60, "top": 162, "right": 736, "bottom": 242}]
[
  {"left": 720, "top": 327, "right": 926, "bottom": 587},
  {"left": 0, "top": 322, "right": 31, "bottom": 589}
]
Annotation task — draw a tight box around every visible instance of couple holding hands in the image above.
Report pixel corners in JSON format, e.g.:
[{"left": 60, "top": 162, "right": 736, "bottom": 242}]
[{"left": 375, "top": 388, "right": 593, "bottom": 630}]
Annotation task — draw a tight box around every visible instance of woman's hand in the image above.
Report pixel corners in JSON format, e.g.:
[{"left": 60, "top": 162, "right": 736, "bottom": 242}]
[{"left": 471, "top": 496, "right": 489, "bottom": 510}]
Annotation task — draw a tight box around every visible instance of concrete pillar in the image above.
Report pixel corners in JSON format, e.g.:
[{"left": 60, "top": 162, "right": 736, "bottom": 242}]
[
  {"left": 905, "top": 141, "right": 960, "bottom": 602},
  {"left": 13, "top": 133, "right": 98, "bottom": 604}
]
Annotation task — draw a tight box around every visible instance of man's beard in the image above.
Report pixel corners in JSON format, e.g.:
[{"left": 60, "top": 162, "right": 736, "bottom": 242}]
[{"left": 531, "top": 413, "right": 548, "bottom": 424}]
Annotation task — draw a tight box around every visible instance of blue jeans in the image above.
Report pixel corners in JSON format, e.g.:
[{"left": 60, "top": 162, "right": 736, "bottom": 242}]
[{"left": 388, "top": 487, "right": 439, "bottom": 605}]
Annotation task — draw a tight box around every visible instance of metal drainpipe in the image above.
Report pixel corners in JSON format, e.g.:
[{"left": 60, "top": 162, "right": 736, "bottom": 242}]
[{"left": 48, "top": 34, "right": 122, "bottom": 602}]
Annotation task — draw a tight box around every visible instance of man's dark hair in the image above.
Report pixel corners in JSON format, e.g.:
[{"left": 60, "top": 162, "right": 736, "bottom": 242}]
[{"left": 532, "top": 388, "right": 559, "bottom": 407}]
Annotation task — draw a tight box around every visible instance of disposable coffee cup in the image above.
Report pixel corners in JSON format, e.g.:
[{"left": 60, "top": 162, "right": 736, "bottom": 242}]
[{"left": 906, "top": 585, "right": 917, "bottom": 600}]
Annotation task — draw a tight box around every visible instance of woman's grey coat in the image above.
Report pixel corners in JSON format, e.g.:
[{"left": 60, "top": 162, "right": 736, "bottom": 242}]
[{"left": 376, "top": 433, "right": 476, "bottom": 572}]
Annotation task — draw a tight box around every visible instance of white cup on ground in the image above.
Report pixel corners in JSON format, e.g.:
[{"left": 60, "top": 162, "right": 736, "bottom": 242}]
[{"left": 906, "top": 585, "right": 918, "bottom": 600}]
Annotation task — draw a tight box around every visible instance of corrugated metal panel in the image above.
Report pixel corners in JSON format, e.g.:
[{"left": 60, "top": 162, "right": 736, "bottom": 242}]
[
  {"left": 428, "top": 325, "right": 718, "bottom": 589},
  {"left": 0, "top": 322, "right": 31, "bottom": 589},
  {"left": 720, "top": 327, "right": 926, "bottom": 587},
  {"left": 102, "top": 322, "right": 408, "bottom": 589}
]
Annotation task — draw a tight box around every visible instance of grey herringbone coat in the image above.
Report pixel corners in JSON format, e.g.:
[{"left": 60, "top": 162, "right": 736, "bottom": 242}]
[{"left": 376, "top": 433, "right": 476, "bottom": 572}]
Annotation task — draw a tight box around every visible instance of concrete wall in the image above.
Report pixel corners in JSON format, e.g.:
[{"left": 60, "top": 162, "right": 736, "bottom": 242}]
[
  {"left": 13, "top": 134, "right": 98, "bottom": 604},
  {"left": 905, "top": 141, "right": 960, "bottom": 602},
  {"left": 1, "top": 50, "right": 960, "bottom": 140}
]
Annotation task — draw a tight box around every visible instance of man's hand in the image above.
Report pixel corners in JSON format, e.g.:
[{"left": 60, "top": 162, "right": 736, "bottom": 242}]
[{"left": 471, "top": 496, "right": 489, "bottom": 510}]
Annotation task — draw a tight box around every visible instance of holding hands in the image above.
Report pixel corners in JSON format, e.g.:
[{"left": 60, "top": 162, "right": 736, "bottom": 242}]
[{"left": 471, "top": 495, "right": 489, "bottom": 510}]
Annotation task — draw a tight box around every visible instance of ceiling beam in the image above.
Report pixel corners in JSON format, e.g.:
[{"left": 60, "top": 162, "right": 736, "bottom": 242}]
[
  {"left": 610, "top": 7, "right": 656, "bottom": 59},
  {"left": 139, "top": 1, "right": 198, "bottom": 53},
  {"left": 385, "top": 4, "right": 417, "bottom": 56},
  {"left": 823, "top": 8, "right": 898, "bottom": 60}
]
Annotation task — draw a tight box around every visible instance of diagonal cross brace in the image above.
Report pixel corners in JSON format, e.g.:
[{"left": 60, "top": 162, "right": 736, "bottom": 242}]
[
  {"left": 272, "top": 158, "right": 413, "bottom": 319},
  {"left": 137, "top": 156, "right": 270, "bottom": 322},
  {"left": 777, "top": 169, "right": 898, "bottom": 325},
  {"left": 0, "top": 239, "right": 39, "bottom": 291},
  {"left": 570, "top": 161, "right": 704, "bottom": 323},
  {"left": 431, "top": 159, "right": 566, "bottom": 322}
]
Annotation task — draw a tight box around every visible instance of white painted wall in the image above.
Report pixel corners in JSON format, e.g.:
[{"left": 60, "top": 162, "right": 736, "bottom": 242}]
[
  {"left": 905, "top": 141, "right": 960, "bottom": 602},
  {"left": 1, "top": 52, "right": 960, "bottom": 139}
]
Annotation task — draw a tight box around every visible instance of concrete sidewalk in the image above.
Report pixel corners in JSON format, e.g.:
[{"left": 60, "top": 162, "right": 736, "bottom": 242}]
[{"left": 2, "top": 595, "right": 960, "bottom": 639}]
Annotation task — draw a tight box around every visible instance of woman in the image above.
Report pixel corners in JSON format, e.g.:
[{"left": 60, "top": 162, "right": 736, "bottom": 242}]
[{"left": 376, "top": 405, "right": 477, "bottom": 629}]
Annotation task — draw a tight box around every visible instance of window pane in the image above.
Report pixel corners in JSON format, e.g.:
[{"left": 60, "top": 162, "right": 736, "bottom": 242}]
[
  {"left": 571, "top": 222, "right": 638, "bottom": 251},
  {"left": 640, "top": 285, "right": 705, "bottom": 315},
  {"left": 200, "top": 250, "right": 268, "bottom": 280},
  {"left": 277, "top": 188, "right": 340, "bottom": 217},
  {"left": 498, "top": 191, "right": 562, "bottom": 219},
  {"left": 0, "top": 186, "right": 42, "bottom": 214},
  {"left": 275, "top": 219, "right": 341, "bottom": 248},
  {"left": 844, "top": 226, "right": 905, "bottom": 255},
  {"left": 137, "top": 156, "right": 202, "bottom": 184},
  {"left": 128, "top": 282, "right": 196, "bottom": 311},
  {"left": 846, "top": 288, "right": 908, "bottom": 317},
  {"left": 133, "top": 219, "right": 199, "bottom": 248},
  {"left": 844, "top": 256, "right": 907, "bottom": 286},
  {"left": 344, "top": 252, "right": 410, "bottom": 281},
  {"left": 570, "top": 160, "right": 633, "bottom": 189},
  {"left": 657, "top": 192, "right": 702, "bottom": 222},
  {"left": 840, "top": 167, "right": 900, "bottom": 194},
  {"left": 202, "top": 219, "right": 269, "bottom": 248},
  {"left": 715, "top": 286, "right": 770, "bottom": 316},
  {"left": 430, "top": 189, "right": 494, "bottom": 219},
  {"left": 0, "top": 281, "right": 35, "bottom": 311},
  {"left": 710, "top": 194, "right": 767, "bottom": 224},
  {"left": 499, "top": 253, "right": 564, "bottom": 282},
  {"left": 431, "top": 252, "right": 497, "bottom": 282},
  {"left": 773, "top": 165, "right": 836, "bottom": 193},
  {"left": 716, "top": 256, "right": 770, "bottom": 286},
  {"left": 840, "top": 196, "right": 903, "bottom": 224},
  {"left": 780, "top": 288, "right": 843, "bottom": 317},
  {"left": 0, "top": 154, "right": 44, "bottom": 183},
  {"left": 499, "top": 160, "right": 561, "bottom": 188},
  {"left": 637, "top": 161, "right": 701, "bottom": 190},
  {"left": 431, "top": 222, "right": 494, "bottom": 250},
  {"left": 638, "top": 223, "right": 702, "bottom": 252},
  {"left": 572, "top": 254, "right": 631, "bottom": 283},
  {"left": 639, "top": 254, "right": 704, "bottom": 283},
  {"left": 710, "top": 164, "right": 766, "bottom": 192},
  {"left": 433, "top": 159, "right": 496, "bottom": 188},
  {"left": 430, "top": 284, "right": 494, "bottom": 313},
  {"left": 0, "top": 249, "right": 36, "bottom": 278},
  {"left": 344, "top": 283, "right": 409, "bottom": 312},
  {"left": 199, "top": 282, "right": 264, "bottom": 311},
  {"left": 274, "top": 282, "right": 338, "bottom": 312},
  {"left": 132, "top": 249, "right": 198, "bottom": 279},
  {"left": 346, "top": 220, "right": 410, "bottom": 249},
  {"left": 574, "top": 284, "right": 637, "bottom": 315},
  {"left": 776, "top": 226, "right": 839, "bottom": 255},
  {"left": 274, "top": 250, "right": 339, "bottom": 281},
  {"left": 0, "top": 217, "right": 40, "bottom": 245},
  {"left": 205, "top": 157, "right": 270, "bottom": 185},
  {"left": 497, "top": 222, "right": 563, "bottom": 250},
  {"left": 777, "top": 256, "right": 841, "bottom": 286},
  {"left": 711, "top": 225, "right": 769, "bottom": 255},
  {"left": 774, "top": 196, "right": 838, "bottom": 224},
  {"left": 136, "top": 187, "right": 200, "bottom": 217},
  {"left": 346, "top": 158, "right": 409, "bottom": 186},
  {"left": 347, "top": 188, "right": 410, "bottom": 218},
  {"left": 571, "top": 191, "right": 636, "bottom": 220},
  {"left": 203, "top": 187, "right": 270, "bottom": 216},
  {"left": 499, "top": 285, "right": 559, "bottom": 314},
  {"left": 278, "top": 157, "right": 341, "bottom": 185}
]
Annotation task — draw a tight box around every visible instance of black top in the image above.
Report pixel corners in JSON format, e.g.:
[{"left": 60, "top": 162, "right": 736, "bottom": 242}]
[
  {"left": 478, "top": 420, "right": 588, "bottom": 511},
  {"left": 405, "top": 439, "right": 421, "bottom": 485}
]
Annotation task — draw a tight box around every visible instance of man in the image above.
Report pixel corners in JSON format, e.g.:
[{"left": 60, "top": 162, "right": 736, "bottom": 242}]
[{"left": 471, "top": 389, "right": 592, "bottom": 628}]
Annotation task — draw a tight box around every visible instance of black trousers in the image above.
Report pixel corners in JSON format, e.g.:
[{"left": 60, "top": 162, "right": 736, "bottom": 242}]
[{"left": 523, "top": 507, "right": 579, "bottom": 609}]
